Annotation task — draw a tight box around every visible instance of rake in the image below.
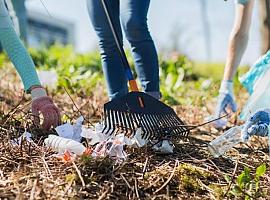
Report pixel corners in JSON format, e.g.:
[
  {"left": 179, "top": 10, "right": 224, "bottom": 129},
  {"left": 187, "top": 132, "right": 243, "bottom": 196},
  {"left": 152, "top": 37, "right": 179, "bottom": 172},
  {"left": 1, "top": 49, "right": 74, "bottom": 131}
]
[{"left": 101, "top": 0, "right": 189, "bottom": 140}]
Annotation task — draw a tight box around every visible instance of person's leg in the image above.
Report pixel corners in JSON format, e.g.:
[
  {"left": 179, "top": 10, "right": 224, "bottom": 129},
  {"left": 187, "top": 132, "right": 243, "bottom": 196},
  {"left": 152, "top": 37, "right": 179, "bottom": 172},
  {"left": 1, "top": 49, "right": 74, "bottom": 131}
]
[
  {"left": 87, "top": 0, "right": 128, "bottom": 100},
  {"left": 120, "top": 0, "right": 160, "bottom": 99}
]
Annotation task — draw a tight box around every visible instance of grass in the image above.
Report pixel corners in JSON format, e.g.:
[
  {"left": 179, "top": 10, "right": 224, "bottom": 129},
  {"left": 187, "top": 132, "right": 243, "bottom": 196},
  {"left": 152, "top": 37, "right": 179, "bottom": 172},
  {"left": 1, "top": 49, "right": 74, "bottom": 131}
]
[{"left": 0, "top": 49, "right": 269, "bottom": 199}]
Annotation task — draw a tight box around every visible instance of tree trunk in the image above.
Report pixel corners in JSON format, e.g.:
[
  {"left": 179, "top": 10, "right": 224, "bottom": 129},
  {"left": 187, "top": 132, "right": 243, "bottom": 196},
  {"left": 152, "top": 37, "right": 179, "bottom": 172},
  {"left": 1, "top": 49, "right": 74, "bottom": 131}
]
[{"left": 259, "top": 0, "right": 270, "bottom": 54}]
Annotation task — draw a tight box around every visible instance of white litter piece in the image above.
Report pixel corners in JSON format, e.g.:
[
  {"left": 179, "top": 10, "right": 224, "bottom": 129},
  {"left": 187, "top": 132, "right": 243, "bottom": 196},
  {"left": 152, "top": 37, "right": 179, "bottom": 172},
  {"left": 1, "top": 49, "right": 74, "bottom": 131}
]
[
  {"left": 72, "top": 116, "right": 84, "bottom": 142},
  {"left": 92, "top": 134, "right": 127, "bottom": 161},
  {"left": 123, "top": 136, "right": 133, "bottom": 146},
  {"left": 55, "top": 116, "right": 83, "bottom": 142},
  {"left": 11, "top": 132, "right": 32, "bottom": 146},
  {"left": 45, "top": 134, "right": 86, "bottom": 155},
  {"left": 92, "top": 141, "right": 107, "bottom": 157},
  {"left": 55, "top": 123, "right": 73, "bottom": 138},
  {"left": 132, "top": 128, "right": 149, "bottom": 147},
  {"left": 152, "top": 140, "right": 174, "bottom": 154},
  {"left": 81, "top": 127, "right": 98, "bottom": 145},
  {"left": 81, "top": 122, "right": 110, "bottom": 145},
  {"left": 105, "top": 136, "right": 125, "bottom": 159},
  {"left": 38, "top": 70, "right": 58, "bottom": 87}
]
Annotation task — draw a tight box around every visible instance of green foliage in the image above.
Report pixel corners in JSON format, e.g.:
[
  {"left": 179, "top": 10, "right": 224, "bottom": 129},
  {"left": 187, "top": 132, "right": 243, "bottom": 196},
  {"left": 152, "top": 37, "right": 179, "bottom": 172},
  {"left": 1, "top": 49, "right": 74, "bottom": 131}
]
[
  {"left": 177, "top": 163, "right": 211, "bottom": 194},
  {"left": 159, "top": 55, "right": 203, "bottom": 105},
  {"left": 29, "top": 45, "right": 104, "bottom": 94},
  {"left": 29, "top": 45, "right": 210, "bottom": 104},
  {"left": 27, "top": 45, "right": 228, "bottom": 104},
  {"left": 0, "top": 53, "right": 7, "bottom": 68},
  {"left": 229, "top": 164, "right": 267, "bottom": 199},
  {"left": 193, "top": 62, "right": 224, "bottom": 81}
]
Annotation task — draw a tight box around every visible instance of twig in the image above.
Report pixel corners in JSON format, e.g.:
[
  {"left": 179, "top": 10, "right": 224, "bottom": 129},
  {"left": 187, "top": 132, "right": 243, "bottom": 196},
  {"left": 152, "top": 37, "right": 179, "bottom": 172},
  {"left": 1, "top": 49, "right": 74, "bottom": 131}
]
[
  {"left": 207, "top": 159, "right": 222, "bottom": 174},
  {"left": 142, "top": 157, "right": 149, "bottom": 179},
  {"left": 63, "top": 87, "right": 93, "bottom": 126},
  {"left": 182, "top": 114, "right": 229, "bottom": 133},
  {"left": 120, "top": 173, "right": 133, "bottom": 190},
  {"left": 98, "top": 186, "right": 110, "bottom": 200},
  {"left": 166, "top": 185, "right": 170, "bottom": 199},
  {"left": 41, "top": 157, "right": 52, "bottom": 178},
  {"left": 29, "top": 179, "right": 38, "bottom": 200},
  {"left": 224, "top": 159, "right": 238, "bottom": 196},
  {"left": 154, "top": 160, "right": 179, "bottom": 194},
  {"left": 63, "top": 180, "right": 73, "bottom": 197},
  {"left": 72, "top": 161, "right": 85, "bottom": 187},
  {"left": 134, "top": 178, "right": 140, "bottom": 200},
  {"left": 2, "top": 97, "right": 28, "bottom": 125},
  {"left": 197, "top": 178, "right": 215, "bottom": 194}
]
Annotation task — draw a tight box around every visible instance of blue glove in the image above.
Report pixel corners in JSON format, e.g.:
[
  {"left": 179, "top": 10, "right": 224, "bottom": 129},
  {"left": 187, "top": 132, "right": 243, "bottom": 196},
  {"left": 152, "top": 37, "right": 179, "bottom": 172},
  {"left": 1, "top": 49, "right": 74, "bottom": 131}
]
[
  {"left": 215, "top": 93, "right": 237, "bottom": 116},
  {"left": 241, "top": 108, "right": 270, "bottom": 141},
  {"left": 213, "top": 80, "right": 237, "bottom": 128}
]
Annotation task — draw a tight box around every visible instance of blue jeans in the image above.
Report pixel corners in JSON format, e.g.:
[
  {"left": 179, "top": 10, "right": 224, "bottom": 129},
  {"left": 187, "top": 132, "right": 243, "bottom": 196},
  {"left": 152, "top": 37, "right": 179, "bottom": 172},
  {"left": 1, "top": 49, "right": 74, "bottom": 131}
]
[{"left": 87, "top": 0, "right": 160, "bottom": 100}]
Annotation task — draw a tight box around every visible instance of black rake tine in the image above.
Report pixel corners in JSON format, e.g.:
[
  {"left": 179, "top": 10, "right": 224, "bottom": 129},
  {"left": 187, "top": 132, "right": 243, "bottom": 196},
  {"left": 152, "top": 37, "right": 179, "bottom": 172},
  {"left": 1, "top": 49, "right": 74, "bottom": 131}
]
[
  {"left": 117, "top": 111, "right": 124, "bottom": 133},
  {"left": 165, "top": 114, "right": 177, "bottom": 133},
  {"left": 140, "top": 115, "right": 150, "bottom": 139},
  {"left": 140, "top": 114, "right": 151, "bottom": 140},
  {"left": 114, "top": 109, "right": 121, "bottom": 133},
  {"left": 125, "top": 112, "right": 134, "bottom": 135},
  {"left": 133, "top": 113, "right": 141, "bottom": 128},
  {"left": 122, "top": 112, "right": 130, "bottom": 135},
  {"left": 119, "top": 111, "right": 127, "bottom": 134},
  {"left": 111, "top": 110, "right": 116, "bottom": 135},
  {"left": 128, "top": 113, "right": 137, "bottom": 136},
  {"left": 150, "top": 114, "right": 161, "bottom": 132},
  {"left": 145, "top": 114, "right": 155, "bottom": 133},
  {"left": 107, "top": 110, "right": 114, "bottom": 135},
  {"left": 103, "top": 109, "right": 111, "bottom": 134}
]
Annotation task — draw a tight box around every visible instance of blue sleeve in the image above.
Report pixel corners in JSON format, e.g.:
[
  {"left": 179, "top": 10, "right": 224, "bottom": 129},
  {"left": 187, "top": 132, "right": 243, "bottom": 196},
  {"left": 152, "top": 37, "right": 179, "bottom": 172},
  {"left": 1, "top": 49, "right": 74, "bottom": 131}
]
[{"left": 0, "top": 0, "right": 40, "bottom": 92}]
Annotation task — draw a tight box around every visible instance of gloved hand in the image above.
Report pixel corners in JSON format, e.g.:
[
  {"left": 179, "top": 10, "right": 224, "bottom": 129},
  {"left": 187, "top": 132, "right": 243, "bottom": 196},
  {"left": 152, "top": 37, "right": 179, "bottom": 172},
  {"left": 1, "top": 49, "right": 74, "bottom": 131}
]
[
  {"left": 241, "top": 108, "right": 270, "bottom": 141},
  {"left": 213, "top": 80, "right": 237, "bottom": 128},
  {"left": 31, "top": 86, "right": 61, "bottom": 129}
]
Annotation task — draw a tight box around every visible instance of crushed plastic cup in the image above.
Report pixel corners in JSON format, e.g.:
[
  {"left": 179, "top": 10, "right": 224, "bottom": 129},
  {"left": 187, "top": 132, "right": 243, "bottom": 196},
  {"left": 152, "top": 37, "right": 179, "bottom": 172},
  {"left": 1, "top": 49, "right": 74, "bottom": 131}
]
[{"left": 208, "top": 125, "right": 244, "bottom": 157}]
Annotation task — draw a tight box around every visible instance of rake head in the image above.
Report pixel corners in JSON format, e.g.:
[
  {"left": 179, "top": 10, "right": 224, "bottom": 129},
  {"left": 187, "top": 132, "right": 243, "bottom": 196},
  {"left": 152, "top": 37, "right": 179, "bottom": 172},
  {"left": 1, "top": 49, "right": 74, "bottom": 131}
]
[{"left": 102, "top": 92, "right": 189, "bottom": 140}]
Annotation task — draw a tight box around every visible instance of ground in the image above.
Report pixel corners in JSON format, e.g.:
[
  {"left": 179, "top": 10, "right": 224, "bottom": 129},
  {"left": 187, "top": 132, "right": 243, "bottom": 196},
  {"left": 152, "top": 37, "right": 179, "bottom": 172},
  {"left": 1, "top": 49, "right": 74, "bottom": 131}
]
[{"left": 0, "top": 49, "right": 269, "bottom": 199}]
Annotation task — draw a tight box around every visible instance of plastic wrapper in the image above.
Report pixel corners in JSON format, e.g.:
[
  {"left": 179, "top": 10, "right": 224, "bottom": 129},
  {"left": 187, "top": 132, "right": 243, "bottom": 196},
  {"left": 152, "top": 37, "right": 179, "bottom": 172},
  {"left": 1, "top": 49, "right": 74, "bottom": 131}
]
[{"left": 55, "top": 116, "right": 83, "bottom": 142}]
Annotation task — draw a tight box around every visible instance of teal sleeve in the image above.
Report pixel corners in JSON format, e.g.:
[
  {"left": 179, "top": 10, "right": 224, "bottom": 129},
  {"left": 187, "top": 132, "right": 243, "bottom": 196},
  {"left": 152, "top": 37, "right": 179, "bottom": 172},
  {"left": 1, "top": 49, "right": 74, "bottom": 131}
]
[
  {"left": 235, "top": 0, "right": 249, "bottom": 4},
  {"left": 0, "top": 0, "right": 40, "bottom": 92}
]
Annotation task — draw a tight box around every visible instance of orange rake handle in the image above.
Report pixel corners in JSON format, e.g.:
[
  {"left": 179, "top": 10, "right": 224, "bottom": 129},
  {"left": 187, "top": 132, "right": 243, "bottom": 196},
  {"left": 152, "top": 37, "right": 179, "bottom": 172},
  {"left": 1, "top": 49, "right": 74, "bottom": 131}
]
[
  {"left": 129, "top": 79, "right": 139, "bottom": 92},
  {"left": 129, "top": 79, "right": 144, "bottom": 108}
]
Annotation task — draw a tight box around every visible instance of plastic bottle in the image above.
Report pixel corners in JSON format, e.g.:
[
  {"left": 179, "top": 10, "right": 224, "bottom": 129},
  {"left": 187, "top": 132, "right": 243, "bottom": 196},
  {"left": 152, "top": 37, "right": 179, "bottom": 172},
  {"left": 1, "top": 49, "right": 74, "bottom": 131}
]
[
  {"left": 208, "top": 125, "right": 244, "bottom": 157},
  {"left": 44, "top": 135, "right": 86, "bottom": 155}
]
